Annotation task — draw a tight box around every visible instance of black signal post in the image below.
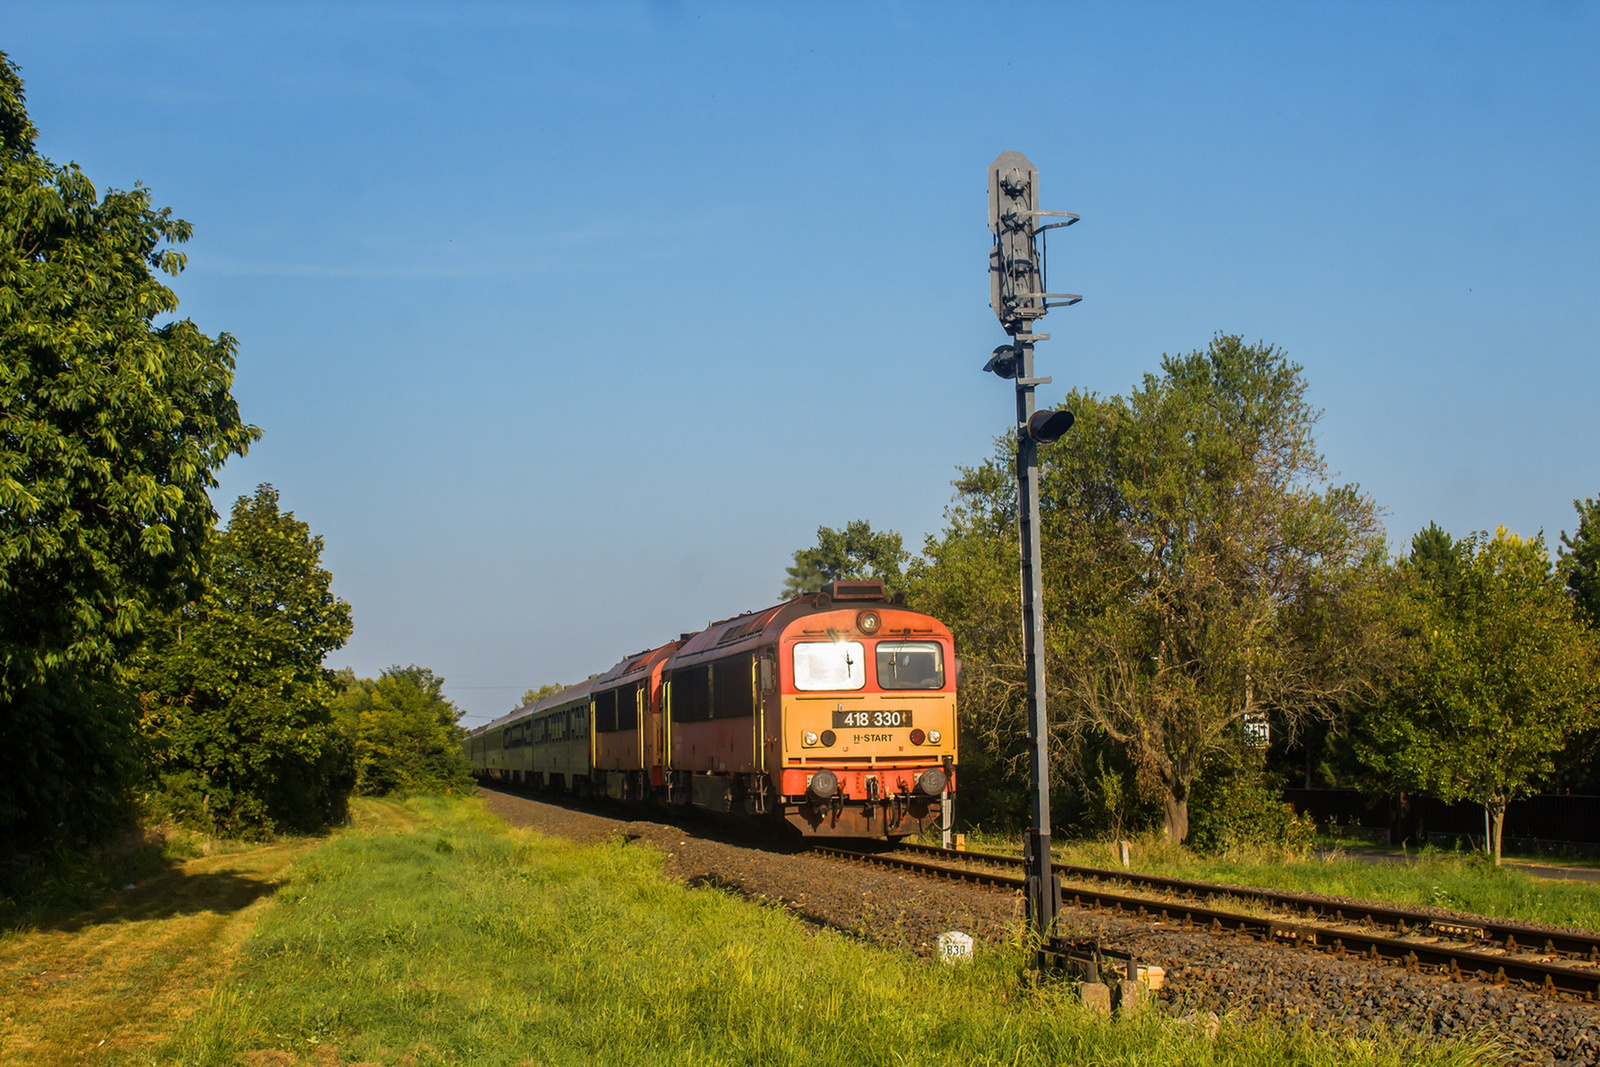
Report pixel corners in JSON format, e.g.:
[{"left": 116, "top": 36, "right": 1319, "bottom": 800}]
[{"left": 985, "top": 151, "right": 1080, "bottom": 953}]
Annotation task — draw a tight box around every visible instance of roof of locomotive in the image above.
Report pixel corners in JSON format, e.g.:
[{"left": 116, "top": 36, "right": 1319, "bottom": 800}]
[{"left": 668, "top": 580, "right": 942, "bottom": 669}]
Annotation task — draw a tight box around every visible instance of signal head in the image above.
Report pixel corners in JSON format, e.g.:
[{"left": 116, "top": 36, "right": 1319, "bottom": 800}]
[
  {"left": 1026, "top": 408, "right": 1075, "bottom": 444},
  {"left": 983, "top": 344, "right": 1021, "bottom": 380}
]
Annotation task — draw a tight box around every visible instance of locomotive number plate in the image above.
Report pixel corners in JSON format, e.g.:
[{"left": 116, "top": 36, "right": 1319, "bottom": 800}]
[{"left": 832, "top": 709, "right": 912, "bottom": 729}]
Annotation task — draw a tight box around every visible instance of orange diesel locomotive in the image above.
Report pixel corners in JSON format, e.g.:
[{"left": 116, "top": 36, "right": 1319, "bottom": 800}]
[{"left": 465, "top": 580, "right": 956, "bottom": 839}]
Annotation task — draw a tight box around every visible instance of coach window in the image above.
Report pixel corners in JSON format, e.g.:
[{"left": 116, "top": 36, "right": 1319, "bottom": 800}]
[{"left": 792, "top": 641, "right": 866, "bottom": 691}]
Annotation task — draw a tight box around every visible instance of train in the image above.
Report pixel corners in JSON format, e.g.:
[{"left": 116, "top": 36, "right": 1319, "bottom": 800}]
[{"left": 463, "top": 580, "right": 957, "bottom": 838}]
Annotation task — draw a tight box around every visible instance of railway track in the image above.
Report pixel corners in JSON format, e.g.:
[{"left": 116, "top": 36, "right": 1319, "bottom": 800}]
[{"left": 810, "top": 842, "right": 1600, "bottom": 998}]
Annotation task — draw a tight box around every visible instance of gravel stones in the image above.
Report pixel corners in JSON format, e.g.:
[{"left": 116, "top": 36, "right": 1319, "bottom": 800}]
[{"left": 479, "top": 787, "right": 1599, "bottom": 1064}]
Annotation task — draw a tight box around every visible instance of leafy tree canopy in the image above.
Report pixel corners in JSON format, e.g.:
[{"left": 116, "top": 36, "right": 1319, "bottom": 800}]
[
  {"left": 914, "top": 336, "right": 1389, "bottom": 842},
  {"left": 519, "top": 682, "right": 564, "bottom": 709},
  {"left": 1409, "top": 521, "right": 1461, "bottom": 600},
  {"left": 0, "top": 53, "right": 257, "bottom": 849},
  {"left": 135, "top": 486, "right": 351, "bottom": 837},
  {"left": 334, "top": 665, "right": 473, "bottom": 797},
  {"left": 1357, "top": 526, "right": 1599, "bottom": 863},
  {"left": 781, "top": 520, "right": 908, "bottom": 599},
  {"left": 1560, "top": 495, "right": 1600, "bottom": 628}
]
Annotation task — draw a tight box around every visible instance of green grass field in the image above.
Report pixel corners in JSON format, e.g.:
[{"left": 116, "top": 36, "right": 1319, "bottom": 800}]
[
  {"left": 114, "top": 796, "right": 1490, "bottom": 1067},
  {"left": 943, "top": 829, "right": 1600, "bottom": 933}
]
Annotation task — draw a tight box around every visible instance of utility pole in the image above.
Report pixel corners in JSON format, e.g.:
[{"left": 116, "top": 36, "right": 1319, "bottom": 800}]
[{"left": 984, "top": 151, "right": 1079, "bottom": 951}]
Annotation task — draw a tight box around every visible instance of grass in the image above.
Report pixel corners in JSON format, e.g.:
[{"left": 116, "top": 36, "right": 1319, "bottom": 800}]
[
  {"left": 98, "top": 795, "right": 1487, "bottom": 1067},
  {"left": 939, "top": 828, "right": 1600, "bottom": 933},
  {"left": 0, "top": 824, "right": 319, "bottom": 1065}
]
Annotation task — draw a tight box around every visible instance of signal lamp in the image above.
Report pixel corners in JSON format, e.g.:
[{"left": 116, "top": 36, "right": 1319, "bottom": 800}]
[
  {"left": 909, "top": 728, "right": 926, "bottom": 745},
  {"left": 983, "top": 345, "right": 1021, "bottom": 379},
  {"left": 820, "top": 729, "right": 837, "bottom": 747},
  {"left": 928, "top": 729, "right": 942, "bottom": 745},
  {"left": 1026, "top": 408, "right": 1075, "bottom": 444},
  {"left": 857, "top": 611, "right": 881, "bottom": 635}
]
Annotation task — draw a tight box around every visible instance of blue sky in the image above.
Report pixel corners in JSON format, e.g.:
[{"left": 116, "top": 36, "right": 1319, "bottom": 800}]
[{"left": 6, "top": 2, "right": 1597, "bottom": 725}]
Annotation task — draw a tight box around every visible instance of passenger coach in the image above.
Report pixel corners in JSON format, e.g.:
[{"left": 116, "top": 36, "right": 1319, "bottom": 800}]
[{"left": 465, "top": 580, "right": 956, "bottom": 839}]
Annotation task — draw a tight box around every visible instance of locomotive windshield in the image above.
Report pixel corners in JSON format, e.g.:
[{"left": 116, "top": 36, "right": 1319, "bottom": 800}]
[
  {"left": 792, "top": 641, "right": 866, "bottom": 691},
  {"left": 875, "top": 641, "right": 944, "bottom": 689}
]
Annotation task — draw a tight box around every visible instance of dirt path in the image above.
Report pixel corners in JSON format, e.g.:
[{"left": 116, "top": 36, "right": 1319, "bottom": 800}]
[{"left": 0, "top": 838, "right": 315, "bottom": 1065}]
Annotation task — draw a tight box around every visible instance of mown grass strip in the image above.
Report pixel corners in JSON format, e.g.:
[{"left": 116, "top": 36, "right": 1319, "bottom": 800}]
[
  {"left": 151, "top": 796, "right": 1489, "bottom": 1067},
  {"left": 0, "top": 835, "right": 316, "bottom": 1066}
]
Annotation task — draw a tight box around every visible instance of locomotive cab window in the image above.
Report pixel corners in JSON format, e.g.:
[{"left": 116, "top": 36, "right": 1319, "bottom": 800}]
[
  {"left": 792, "top": 641, "right": 866, "bottom": 691},
  {"left": 875, "top": 641, "right": 944, "bottom": 690}
]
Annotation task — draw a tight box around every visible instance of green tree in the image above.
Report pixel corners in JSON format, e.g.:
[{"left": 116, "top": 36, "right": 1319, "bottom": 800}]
[
  {"left": 0, "top": 55, "right": 257, "bottom": 850},
  {"left": 134, "top": 486, "right": 352, "bottom": 837},
  {"left": 334, "top": 666, "right": 473, "bottom": 797},
  {"left": 519, "top": 682, "right": 564, "bottom": 709},
  {"left": 781, "top": 520, "right": 908, "bottom": 599},
  {"left": 1357, "top": 526, "right": 1598, "bottom": 864},
  {"left": 915, "top": 336, "right": 1389, "bottom": 842},
  {"left": 908, "top": 463, "right": 1033, "bottom": 829},
  {"left": 1409, "top": 521, "right": 1462, "bottom": 599},
  {"left": 1560, "top": 495, "right": 1600, "bottom": 627}
]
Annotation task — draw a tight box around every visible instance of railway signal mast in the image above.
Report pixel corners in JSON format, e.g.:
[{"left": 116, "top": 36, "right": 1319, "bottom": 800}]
[{"left": 984, "top": 151, "right": 1079, "bottom": 951}]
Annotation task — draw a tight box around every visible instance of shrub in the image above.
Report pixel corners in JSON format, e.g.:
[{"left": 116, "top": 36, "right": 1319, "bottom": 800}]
[{"left": 1188, "top": 770, "right": 1317, "bottom": 855}]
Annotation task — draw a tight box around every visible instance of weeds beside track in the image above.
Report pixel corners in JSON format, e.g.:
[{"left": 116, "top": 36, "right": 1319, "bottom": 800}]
[
  {"left": 815, "top": 843, "right": 1600, "bottom": 999},
  {"left": 131, "top": 795, "right": 1493, "bottom": 1066}
]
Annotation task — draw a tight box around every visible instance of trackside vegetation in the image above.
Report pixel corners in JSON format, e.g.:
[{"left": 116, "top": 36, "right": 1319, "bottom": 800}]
[
  {"left": 1037, "top": 836, "right": 1600, "bottom": 934},
  {"left": 146, "top": 797, "right": 1487, "bottom": 1067},
  {"left": 798, "top": 339, "right": 1600, "bottom": 857},
  {"left": 0, "top": 52, "right": 258, "bottom": 851}
]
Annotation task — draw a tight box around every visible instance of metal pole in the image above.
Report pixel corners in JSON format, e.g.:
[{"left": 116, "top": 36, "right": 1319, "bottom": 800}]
[
  {"left": 985, "top": 150, "right": 1074, "bottom": 954},
  {"left": 1015, "top": 333, "right": 1057, "bottom": 944}
]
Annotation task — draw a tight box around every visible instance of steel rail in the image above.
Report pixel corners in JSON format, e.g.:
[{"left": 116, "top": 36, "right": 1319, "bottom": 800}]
[
  {"left": 890, "top": 841, "right": 1600, "bottom": 962},
  {"left": 810, "top": 844, "right": 1600, "bottom": 998}
]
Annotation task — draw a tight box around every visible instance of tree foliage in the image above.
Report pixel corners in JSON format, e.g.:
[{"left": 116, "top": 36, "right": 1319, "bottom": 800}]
[
  {"left": 334, "top": 665, "right": 473, "bottom": 797},
  {"left": 1356, "top": 526, "right": 1598, "bottom": 863},
  {"left": 908, "top": 461, "right": 1031, "bottom": 829},
  {"left": 781, "top": 520, "right": 908, "bottom": 599},
  {"left": 913, "top": 336, "right": 1388, "bottom": 842},
  {"left": 134, "top": 486, "right": 352, "bottom": 837},
  {"left": 519, "top": 682, "right": 564, "bottom": 709},
  {"left": 1560, "top": 495, "right": 1600, "bottom": 628},
  {"left": 0, "top": 54, "right": 257, "bottom": 849}
]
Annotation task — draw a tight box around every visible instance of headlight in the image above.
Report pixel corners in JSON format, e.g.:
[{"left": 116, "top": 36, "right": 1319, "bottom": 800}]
[
  {"left": 803, "top": 731, "right": 819, "bottom": 746},
  {"left": 928, "top": 729, "right": 942, "bottom": 744}
]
